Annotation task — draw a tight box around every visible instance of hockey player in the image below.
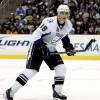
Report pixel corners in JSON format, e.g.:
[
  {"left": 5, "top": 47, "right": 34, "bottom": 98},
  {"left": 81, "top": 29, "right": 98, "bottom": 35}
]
[{"left": 3, "top": 4, "right": 76, "bottom": 100}]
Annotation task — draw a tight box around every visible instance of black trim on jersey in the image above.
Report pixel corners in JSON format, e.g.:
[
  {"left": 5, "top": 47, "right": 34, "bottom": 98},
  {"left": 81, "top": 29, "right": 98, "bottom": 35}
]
[{"left": 57, "top": 18, "right": 65, "bottom": 29}]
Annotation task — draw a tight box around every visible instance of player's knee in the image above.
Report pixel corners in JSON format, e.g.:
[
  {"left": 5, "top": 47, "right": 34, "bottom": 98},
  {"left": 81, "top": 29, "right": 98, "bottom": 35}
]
[
  {"left": 54, "top": 64, "right": 66, "bottom": 77},
  {"left": 22, "top": 69, "right": 38, "bottom": 79}
]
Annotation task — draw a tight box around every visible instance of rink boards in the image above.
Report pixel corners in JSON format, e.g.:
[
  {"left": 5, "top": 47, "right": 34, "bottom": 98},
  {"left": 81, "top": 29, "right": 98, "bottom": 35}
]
[{"left": 0, "top": 34, "right": 100, "bottom": 60}]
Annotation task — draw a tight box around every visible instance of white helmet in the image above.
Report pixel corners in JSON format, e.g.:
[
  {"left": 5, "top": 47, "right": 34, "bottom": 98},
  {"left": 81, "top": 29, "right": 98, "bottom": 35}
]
[{"left": 57, "top": 4, "right": 70, "bottom": 12}]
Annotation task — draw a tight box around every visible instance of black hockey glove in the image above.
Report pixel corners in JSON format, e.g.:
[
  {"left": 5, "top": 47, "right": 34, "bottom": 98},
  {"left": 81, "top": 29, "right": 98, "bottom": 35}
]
[
  {"left": 66, "top": 49, "right": 76, "bottom": 56},
  {"left": 65, "top": 45, "right": 76, "bottom": 56},
  {"left": 62, "top": 35, "right": 76, "bottom": 56}
]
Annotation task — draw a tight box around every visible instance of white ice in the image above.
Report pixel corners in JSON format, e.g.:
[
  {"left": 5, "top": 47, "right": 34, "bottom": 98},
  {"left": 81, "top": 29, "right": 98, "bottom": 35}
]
[{"left": 0, "top": 59, "right": 100, "bottom": 100}]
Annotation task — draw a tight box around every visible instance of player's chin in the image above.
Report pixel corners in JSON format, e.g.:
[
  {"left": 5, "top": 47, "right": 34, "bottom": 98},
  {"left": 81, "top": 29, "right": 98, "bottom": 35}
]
[{"left": 59, "top": 20, "right": 65, "bottom": 24}]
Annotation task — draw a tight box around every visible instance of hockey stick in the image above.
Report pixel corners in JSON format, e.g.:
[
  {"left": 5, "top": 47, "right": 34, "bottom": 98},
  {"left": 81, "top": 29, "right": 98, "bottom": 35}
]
[{"left": 50, "top": 39, "right": 96, "bottom": 55}]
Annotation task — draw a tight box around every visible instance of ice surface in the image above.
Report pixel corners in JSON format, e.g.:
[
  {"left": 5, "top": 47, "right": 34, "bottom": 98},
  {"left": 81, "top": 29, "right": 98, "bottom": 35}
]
[{"left": 0, "top": 59, "right": 100, "bottom": 100}]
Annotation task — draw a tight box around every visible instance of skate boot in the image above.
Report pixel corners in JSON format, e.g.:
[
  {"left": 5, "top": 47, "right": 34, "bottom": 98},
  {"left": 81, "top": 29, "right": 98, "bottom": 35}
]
[
  {"left": 3, "top": 88, "right": 13, "bottom": 100},
  {"left": 52, "top": 84, "right": 67, "bottom": 100}
]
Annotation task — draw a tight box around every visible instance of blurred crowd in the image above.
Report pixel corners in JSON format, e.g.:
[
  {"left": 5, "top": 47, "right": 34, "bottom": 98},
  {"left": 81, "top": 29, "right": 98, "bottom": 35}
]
[
  {"left": 0, "top": 0, "right": 100, "bottom": 34},
  {"left": 0, "top": 0, "right": 2, "bottom": 3}
]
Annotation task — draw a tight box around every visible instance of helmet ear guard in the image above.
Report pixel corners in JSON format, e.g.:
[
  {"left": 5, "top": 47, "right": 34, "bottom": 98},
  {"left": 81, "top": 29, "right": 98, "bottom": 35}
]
[{"left": 57, "top": 4, "right": 70, "bottom": 12}]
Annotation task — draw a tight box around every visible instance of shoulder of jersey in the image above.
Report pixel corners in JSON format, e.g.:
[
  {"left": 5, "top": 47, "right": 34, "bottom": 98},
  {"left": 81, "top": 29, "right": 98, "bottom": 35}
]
[
  {"left": 43, "top": 16, "right": 57, "bottom": 23},
  {"left": 66, "top": 19, "right": 72, "bottom": 27}
]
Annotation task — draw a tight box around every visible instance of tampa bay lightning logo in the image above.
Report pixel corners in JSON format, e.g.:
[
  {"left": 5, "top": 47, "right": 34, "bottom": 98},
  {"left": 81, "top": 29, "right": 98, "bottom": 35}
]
[
  {"left": 51, "top": 33, "right": 64, "bottom": 44},
  {"left": 56, "top": 32, "right": 64, "bottom": 38}
]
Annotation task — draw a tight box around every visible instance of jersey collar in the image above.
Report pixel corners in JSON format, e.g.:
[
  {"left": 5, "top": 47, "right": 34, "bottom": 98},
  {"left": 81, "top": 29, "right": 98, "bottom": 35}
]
[{"left": 57, "top": 18, "right": 65, "bottom": 29}]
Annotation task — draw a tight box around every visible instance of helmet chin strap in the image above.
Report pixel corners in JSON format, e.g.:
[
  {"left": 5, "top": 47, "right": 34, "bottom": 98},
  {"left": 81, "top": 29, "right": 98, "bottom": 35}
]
[{"left": 57, "top": 18, "right": 65, "bottom": 29}]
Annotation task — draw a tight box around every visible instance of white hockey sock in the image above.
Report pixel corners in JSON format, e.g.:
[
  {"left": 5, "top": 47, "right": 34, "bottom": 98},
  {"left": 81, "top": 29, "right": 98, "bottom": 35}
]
[
  {"left": 10, "top": 81, "right": 22, "bottom": 97},
  {"left": 10, "top": 69, "right": 37, "bottom": 97},
  {"left": 54, "top": 64, "right": 66, "bottom": 94}
]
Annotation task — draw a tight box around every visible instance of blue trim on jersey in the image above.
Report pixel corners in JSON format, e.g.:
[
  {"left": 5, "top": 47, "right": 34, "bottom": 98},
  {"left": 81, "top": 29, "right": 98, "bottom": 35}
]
[
  {"left": 42, "top": 32, "right": 51, "bottom": 37},
  {"left": 62, "top": 35, "right": 74, "bottom": 51},
  {"left": 34, "top": 38, "right": 44, "bottom": 47}
]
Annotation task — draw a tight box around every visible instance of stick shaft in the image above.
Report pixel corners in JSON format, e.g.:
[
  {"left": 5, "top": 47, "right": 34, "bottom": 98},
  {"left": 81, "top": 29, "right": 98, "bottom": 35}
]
[
  {"left": 50, "top": 50, "right": 85, "bottom": 55},
  {"left": 50, "top": 39, "right": 96, "bottom": 55}
]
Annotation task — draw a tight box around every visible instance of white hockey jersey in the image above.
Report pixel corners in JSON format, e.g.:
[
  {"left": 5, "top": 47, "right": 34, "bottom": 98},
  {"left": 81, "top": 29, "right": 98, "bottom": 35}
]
[{"left": 32, "top": 16, "right": 72, "bottom": 45}]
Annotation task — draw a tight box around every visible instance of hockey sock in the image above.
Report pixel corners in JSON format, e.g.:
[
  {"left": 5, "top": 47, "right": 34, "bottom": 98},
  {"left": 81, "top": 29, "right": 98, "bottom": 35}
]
[
  {"left": 54, "top": 77, "right": 64, "bottom": 93},
  {"left": 10, "top": 69, "right": 37, "bottom": 97},
  {"left": 54, "top": 64, "right": 66, "bottom": 93}
]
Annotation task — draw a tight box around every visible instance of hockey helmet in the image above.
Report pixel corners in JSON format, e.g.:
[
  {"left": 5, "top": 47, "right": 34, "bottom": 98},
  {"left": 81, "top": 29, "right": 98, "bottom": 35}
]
[{"left": 57, "top": 4, "right": 70, "bottom": 12}]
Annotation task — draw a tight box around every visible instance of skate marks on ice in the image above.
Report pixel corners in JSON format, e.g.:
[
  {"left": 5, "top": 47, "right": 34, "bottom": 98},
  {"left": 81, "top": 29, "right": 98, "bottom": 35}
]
[
  {"left": 0, "top": 60, "right": 100, "bottom": 100},
  {"left": 12, "top": 77, "right": 53, "bottom": 100},
  {"left": 14, "top": 97, "right": 52, "bottom": 100},
  {"left": 0, "top": 93, "right": 53, "bottom": 100},
  {"left": 15, "top": 97, "right": 66, "bottom": 100}
]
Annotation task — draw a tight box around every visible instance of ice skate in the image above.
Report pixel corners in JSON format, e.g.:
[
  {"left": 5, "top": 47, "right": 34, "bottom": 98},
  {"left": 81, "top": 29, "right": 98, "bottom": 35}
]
[
  {"left": 52, "top": 84, "right": 67, "bottom": 100},
  {"left": 3, "top": 88, "right": 13, "bottom": 100}
]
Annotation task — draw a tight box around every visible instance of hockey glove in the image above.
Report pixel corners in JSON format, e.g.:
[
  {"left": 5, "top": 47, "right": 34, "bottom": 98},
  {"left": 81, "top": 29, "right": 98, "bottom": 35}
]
[
  {"left": 62, "top": 35, "right": 76, "bottom": 56},
  {"left": 66, "top": 49, "right": 76, "bottom": 56}
]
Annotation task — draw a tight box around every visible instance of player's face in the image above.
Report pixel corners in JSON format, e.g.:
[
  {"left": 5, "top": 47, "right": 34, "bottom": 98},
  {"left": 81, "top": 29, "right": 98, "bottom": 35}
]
[{"left": 57, "top": 11, "right": 69, "bottom": 24}]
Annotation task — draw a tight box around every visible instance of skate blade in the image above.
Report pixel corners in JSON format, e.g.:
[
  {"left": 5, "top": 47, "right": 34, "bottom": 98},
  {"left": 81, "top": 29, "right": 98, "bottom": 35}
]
[{"left": 53, "top": 97, "right": 67, "bottom": 100}]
